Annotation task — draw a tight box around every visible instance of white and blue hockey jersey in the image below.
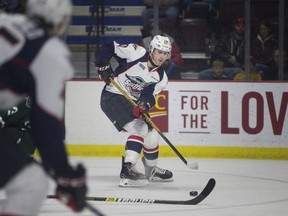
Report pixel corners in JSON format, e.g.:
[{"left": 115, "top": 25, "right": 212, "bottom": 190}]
[{"left": 95, "top": 41, "right": 168, "bottom": 107}]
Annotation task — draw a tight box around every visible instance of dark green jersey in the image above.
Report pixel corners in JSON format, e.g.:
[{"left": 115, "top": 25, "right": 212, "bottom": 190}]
[
  {"left": 0, "top": 97, "right": 31, "bottom": 129},
  {"left": 0, "top": 97, "right": 35, "bottom": 155}
]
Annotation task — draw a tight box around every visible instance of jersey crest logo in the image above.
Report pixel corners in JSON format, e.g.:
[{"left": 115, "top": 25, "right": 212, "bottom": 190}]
[{"left": 124, "top": 74, "right": 153, "bottom": 98}]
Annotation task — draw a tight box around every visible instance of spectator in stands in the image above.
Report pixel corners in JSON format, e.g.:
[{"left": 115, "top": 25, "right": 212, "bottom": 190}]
[
  {"left": 251, "top": 19, "right": 278, "bottom": 79},
  {"left": 141, "top": 0, "right": 181, "bottom": 26},
  {"left": 210, "top": 59, "right": 231, "bottom": 80},
  {"left": 199, "top": 17, "right": 245, "bottom": 80},
  {"left": 234, "top": 56, "right": 262, "bottom": 81},
  {"left": 198, "top": 59, "right": 231, "bottom": 80},
  {"left": 215, "top": 17, "right": 245, "bottom": 69},
  {"left": 139, "top": 24, "right": 184, "bottom": 79},
  {"left": 267, "top": 49, "right": 288, "bottom": 80}
]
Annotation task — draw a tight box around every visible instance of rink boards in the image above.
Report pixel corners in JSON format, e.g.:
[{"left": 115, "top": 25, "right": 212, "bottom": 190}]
[{"left": 63, "top": 80, "right": 288, "bottom": 159}]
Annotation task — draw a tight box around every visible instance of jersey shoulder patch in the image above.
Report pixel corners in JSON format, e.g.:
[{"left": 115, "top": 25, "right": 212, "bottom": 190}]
[{"left": 132, "top": 44, "right": 138, "bottom": 50}]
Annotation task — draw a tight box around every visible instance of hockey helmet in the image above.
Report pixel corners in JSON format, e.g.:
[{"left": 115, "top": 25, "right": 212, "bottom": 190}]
[
  {"left": 149, "top": 35, "right": 172, "bottom": 58},
  {"left": 26, "top": 0, "right": 72, "bottom": 35}
]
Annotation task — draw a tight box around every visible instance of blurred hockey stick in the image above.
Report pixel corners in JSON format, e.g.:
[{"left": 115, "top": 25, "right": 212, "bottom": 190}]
[
  {"left": 47, "top": 195, "right": 105, "bottom": 216},
  {"left": 85, "top": 201, "right": 106, "bottom": 216},
  {"left": 109, "top": 77, "right": 198, "bottom": 170}
]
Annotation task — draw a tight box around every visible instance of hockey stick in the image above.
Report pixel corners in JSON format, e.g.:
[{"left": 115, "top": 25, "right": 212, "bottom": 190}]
[
  {"left": 109, "top": 77, "right": 198, "bottom": 169},
  {"left": 48, "top": 196, "right": 105, "bottom": 216},
  {"left": 48, "top": 178, "right": 215, "bottom": 205},
  {"left": 85, "top": 201, "right": 106, "bottom": 216}
]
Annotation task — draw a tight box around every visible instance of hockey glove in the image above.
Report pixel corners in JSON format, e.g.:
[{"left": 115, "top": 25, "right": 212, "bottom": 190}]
[
  {"left": 95, "top": 64, "right": 114, "bottom": 84},
  {"left": 133, "top": 98, "right": 151, "bottom": 119},
  {"left": 55, "top": 163, "right": 87, "bottom": 212}
]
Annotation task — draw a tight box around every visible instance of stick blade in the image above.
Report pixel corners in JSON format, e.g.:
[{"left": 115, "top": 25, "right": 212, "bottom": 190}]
[
  {"left": 186, "top": 178, "right": 216, "bottom": 205},
  {"left": 187, "top": 161, "right": 199, "bottom": 170}
]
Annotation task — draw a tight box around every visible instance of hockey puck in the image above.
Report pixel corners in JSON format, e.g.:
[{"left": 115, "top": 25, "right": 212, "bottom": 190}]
[{"left": 189, "top": 191, "right": 198, "bottom": 196}]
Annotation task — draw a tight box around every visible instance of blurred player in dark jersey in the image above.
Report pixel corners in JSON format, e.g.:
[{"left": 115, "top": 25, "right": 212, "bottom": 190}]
[{"left": 0, "top": 0, "right": 87, "bottom": 215}]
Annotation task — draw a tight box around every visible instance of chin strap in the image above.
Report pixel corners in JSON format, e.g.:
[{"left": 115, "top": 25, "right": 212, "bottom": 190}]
[{"left": 148, "top": 54, "right": 159, "bottom": 68}]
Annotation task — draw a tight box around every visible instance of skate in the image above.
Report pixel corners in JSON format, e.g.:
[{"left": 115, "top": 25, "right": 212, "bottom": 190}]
[
  {"left": 142, "top": 157, "right": 173, "bottom": 182},
  {"left": 119, "top": 158, "right": 148, "bottom": 187}
]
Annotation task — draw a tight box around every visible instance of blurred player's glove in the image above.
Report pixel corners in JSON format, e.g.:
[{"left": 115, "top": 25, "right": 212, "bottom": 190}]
[
  {"left": 95, "top": 64, "right": 114, "bottom": 84},
  {"left": 55, "top": 164, "right": 87, "bottom": 212},
  {"left": 133, "top": 98, "right": 151, "bottom": 119}
]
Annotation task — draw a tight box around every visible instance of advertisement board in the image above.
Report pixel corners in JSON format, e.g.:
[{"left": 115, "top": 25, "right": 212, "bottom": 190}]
[{"left": 65, "top": 81, "right": 288, "bottom": 149}]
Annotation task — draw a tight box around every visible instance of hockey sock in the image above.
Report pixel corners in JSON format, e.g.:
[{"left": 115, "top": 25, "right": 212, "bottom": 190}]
[
  {"left": 143, "top": 145, "right": 159, "bottom": 167},
  {"left": 125, "top": 135, "right": 144, "bottom": 164}
]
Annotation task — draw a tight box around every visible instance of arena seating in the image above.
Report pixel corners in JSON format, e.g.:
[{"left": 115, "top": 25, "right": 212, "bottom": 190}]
[{"left": 68, "top": 0, "right": 145, "bottom": 50}]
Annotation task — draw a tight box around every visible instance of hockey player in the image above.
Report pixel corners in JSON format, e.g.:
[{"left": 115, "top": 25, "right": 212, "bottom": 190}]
[
  {"left": 0, "top": 97, "right": 35, "bottom": 156},
  {"left": 0, "top": 0, "right": 87, "bottom": 215},
  {"left": 95, "top": 35, "right": 174, "bottom": 187}
]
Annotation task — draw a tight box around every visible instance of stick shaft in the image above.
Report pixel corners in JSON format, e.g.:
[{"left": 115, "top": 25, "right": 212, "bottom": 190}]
[
  {"left": 85, "top": 201, "right": 106, "bottom": 216},
  {"left": 109, "top": 78, "right": 188, "bottom": 166}
]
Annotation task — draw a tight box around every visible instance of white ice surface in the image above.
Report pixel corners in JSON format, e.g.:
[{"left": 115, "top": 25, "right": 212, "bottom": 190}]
[{"left": 1, "top": 157, "right": 288, "bottom": 216}]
